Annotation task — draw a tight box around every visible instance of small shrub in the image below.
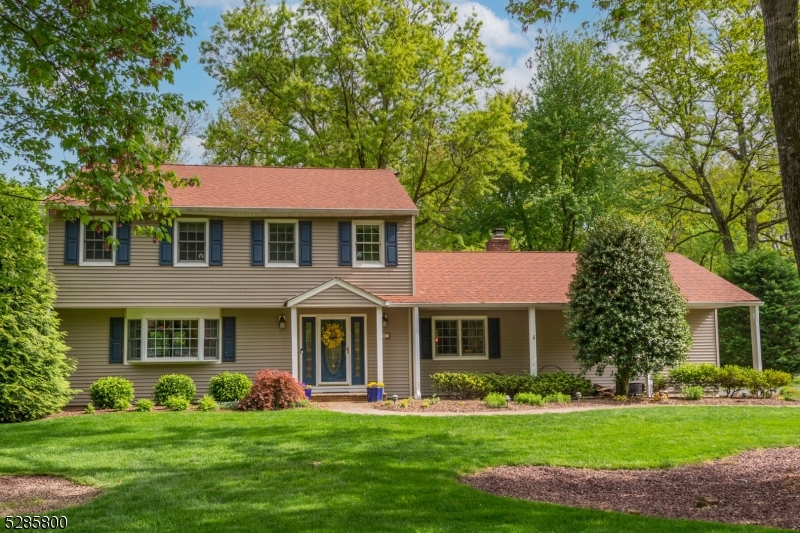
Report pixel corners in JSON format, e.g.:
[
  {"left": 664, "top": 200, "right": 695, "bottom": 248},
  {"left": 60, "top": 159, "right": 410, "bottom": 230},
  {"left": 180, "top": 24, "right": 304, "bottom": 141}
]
[
  {"left": 718, "top": 365, "right": 747, "bottom": 397},
  {"left": 780, "top": 387, "right": 800, "bottom": 401},
  {"left": 764, "top": 369, "right": 792, "bottom": 392},
  {"left": 198, "top": 395, "right": 218, "bottom": 412},
  {"left": 153, "top": 374, "right": 196, "bottom": 405},
  {"left": 84, "top": 404, "right": 95, "bottom": 414},
  {"left": 397, "top": 398, "right": 411, "bottom": 409},
  {"left": 164, "top": 396, "right": 190, "bottom": 411},
  {"left": 543, "top": 392, "right": 571, "bottom": 404},
  {"left": 113, "top": 398, "right": 130, "bottom": 411},
  {"left": 238, "top": 369, "right": 305, "bottom": 411},
  {"left": 430, "top": 372, "right": 488, "bottom": 399},
  {"left": 421, "top": 399, "right": 431, "bottom": 409},
  {"left": 430, "top": 394, "right": 441, "bottom": 405},
  {"left": 514, "top": 392, "right": 544, "bottom": 406},
  {"left": 484, "top": 392, "right": 507, "bottom": 408},
  {"left": 682, "top": 385, "right": 705, "bottom": 400},
  {"left": 669, "top": 363, "right": 720, "bottom": 388},
  {"left": 523, "top": 372, "right": 594, "bottom": 397},
  {"left": 88, "top": 377, "right": 134, "bottom": 409},
  {"left": 652, "top": 373, "right": 668, "bottom": 393},
  {"left": 134, "top": 399, "right": 153, "bottom": 412},
  {"left": 208, "top": 372, "right": 252, "bottom": 402},
  {"left": 612, "top": 395, "right": 628, "bottom": 402},
  {"left": 290, "top": 399, "right": 310, "bottom": 408}
]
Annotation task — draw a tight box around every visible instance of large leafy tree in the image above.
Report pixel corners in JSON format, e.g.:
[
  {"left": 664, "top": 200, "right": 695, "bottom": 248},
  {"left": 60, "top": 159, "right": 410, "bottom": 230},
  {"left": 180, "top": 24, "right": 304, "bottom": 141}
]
[
  {"left": 506, "top": 0, "right": 800, "bottom": 271},
  {"left": 456, "top": 35, "right": 632, "bottom": 251},
  {"left": 718, "top": 250, "right": 800, "bottom": 373},
  {"left": 0, "top": 178, "right": 76, "bottom": 422},
  {"left": 200, "top": 0, "right": 523, "bottom": 242},
  {"left": 0, "top": 0, "right": 202, "bottom": 237},
  {"left": 565, "top": 219, "right": 693, "bottom": 395}
]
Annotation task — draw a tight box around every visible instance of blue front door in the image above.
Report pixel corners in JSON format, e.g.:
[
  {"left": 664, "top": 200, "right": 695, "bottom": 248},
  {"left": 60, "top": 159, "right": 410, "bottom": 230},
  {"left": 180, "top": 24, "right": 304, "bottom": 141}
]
[{"left": 320, "top": 319, "right": 347, "bottom": 383}]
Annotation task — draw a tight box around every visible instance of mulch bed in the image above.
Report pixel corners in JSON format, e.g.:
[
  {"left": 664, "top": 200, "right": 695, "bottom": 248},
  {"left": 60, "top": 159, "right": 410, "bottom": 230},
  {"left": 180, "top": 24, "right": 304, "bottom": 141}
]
[
  {"left": 464, "top": 447, "right": 800, "bottom": 530},
  {"left": 371, "top": 396, "right": 799, "bottom": 413},
  {"left": 0, "top": 476, "right": 100, "bottom": 515}
]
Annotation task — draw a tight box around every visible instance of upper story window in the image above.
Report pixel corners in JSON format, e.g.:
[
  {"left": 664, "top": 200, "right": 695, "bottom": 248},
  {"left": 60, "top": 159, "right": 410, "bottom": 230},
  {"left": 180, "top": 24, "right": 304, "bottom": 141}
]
[
  {"left": 354, "top": 221, "right": 383, "bottom": 266},
  {"left": 80, "top": 219, "right": 115, "bottom": 265},
  {"left": 268, "top": 221, "right": 297, "bottom": 265},
  {"left": 175, "top": 220, "right": 208, "bottom": 266},
  {"left": 433, "top": 317, "right": 488, "bottom": 359}
]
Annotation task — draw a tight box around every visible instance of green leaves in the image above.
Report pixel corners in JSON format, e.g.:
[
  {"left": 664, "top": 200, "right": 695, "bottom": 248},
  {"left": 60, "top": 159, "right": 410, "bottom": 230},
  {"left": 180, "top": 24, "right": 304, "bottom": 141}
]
[
  {"left": 200, "top": 0, "right": 523, "bottom": 244},
  {"left": 565, "top": 218, "right": 693, "bottom": 392}
]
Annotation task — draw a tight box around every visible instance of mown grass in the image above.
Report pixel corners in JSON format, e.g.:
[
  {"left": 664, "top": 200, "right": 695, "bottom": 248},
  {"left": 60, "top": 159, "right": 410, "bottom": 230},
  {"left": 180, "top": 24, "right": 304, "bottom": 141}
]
[{"left": 1, "top": 407, "right": 800, "bottom": 532}]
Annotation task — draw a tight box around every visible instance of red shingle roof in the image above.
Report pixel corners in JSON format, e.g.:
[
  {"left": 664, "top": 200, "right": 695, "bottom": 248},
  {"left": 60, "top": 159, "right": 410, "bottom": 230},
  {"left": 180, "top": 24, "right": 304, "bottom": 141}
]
[
  {"left": 161, "top": 165, "right": 418, "bottom": 213},
  {"left": 382, "top": 252, "right": 759, "bottom": 306}
]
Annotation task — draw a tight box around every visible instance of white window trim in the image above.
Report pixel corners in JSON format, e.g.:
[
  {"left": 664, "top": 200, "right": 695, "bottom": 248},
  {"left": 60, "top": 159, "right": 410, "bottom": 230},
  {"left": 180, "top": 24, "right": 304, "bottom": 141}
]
[
  {"left": 124, "top": 308, "right": 221, "bottom": 364},
  {"left": 266, "top": 219, "right": 299, "bottom": 268},
  {"left": 78, "top": 217, "right": 116, "bottom": 266},
  {"left": 431, "top": 316, "right": 489, "bottom": 360},
  {"left": 173, "top": 218, "right": 209, "bottom": 267},
  {"left": 352, "top": 220, "right": 384, "bottom": 268}
]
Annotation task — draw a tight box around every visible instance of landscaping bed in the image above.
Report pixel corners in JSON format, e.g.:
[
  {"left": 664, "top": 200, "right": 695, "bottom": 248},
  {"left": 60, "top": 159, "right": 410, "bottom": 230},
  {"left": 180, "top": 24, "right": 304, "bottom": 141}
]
[
  {"left": 0, "top": 476, "right": 99, "bottom": 515},
  {"left": 371, "top": 396, "right": 800, "bottom": 413},
  {"left": 463, "top": 447, "right": 800, "bottom": 530}
]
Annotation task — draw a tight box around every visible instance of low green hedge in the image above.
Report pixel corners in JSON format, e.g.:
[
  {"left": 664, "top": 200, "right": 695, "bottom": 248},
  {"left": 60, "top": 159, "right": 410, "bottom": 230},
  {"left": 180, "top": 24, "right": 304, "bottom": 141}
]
[
  {"left": 430, "top": 371, "right": 593, "bottom": 399},
  {"left": 668, "top": 364, "right": 791, "bottom": 398}
]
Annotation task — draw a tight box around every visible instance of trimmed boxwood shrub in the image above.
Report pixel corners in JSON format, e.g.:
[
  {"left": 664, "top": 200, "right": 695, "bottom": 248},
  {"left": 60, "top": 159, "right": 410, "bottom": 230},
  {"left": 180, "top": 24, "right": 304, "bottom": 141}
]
[
  {"left": 153, "top": 374, "right": 196, "bottom": 405},
  {"left": 135, "top": 399, "right": 153, "bottom": 412},
  {"left": 198, "top": 395, "right": 218, "bottom": 411},
  {"left": 484, "top": 392, "right": 507, "bottom": 408},
  {"left": 208, "top": 372, "right": 252, "bottom": 402},
  {"left": 89, "top": 377, "right": 134, "bottom": 409},
  {"left": 164, "top": 396, "right": 190, "bottom": 411},
  {"left": 430, "top": 371, "right": 593, "bottom": 399},
  {"left": 668, "top": 363, "right": 720, "bottom": 388},
  {"left": 238, "top": 369, "right": 304, "bottom": 411}
]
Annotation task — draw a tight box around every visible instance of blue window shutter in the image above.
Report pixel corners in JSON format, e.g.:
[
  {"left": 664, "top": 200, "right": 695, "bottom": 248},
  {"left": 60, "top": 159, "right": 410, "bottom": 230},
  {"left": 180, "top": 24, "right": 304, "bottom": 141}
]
[
  {"left": 64, "top": 220, "right": 79, "bottom": 264},
  {"left": 222, "top": 317, "right": 236, "bottom": 362},
  {"left": 251, "top": 221, "right": 265, "bottom": 266},
  {"left": 116, "top": 223, "right": 131, "bottom": 265},
  {"left": 159, "top": 225, "right": 173, "bottom": 266},
  {"left": 488, "top": 318, "right": 501, "bottom": 359},
  {"left": 109, "top": 317, "right": 124, "bottom": 364},
  {"left": 420, "top": 318, "right": 432, "bottom": 359},
  {"left": 385, "top": 222, "right": 398, "bottom": 266},
  {"left": 338, "top": 222, "right": 352, "bottom": 266},
  {"left": 299, "top": 221, "right": 312, "bottom": 266},
  {"left": 209, "top": 220, "right": 223, "bottom": 266}
]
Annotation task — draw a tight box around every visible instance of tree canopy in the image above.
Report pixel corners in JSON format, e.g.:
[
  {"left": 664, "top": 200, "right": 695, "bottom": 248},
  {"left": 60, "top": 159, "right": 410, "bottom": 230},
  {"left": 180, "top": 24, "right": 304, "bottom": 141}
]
[
  {"left": 0, "top": 0, "right": 202, "bottom": 238},
  {"left": 565, "top": 218, "right": 693, "bottom": 395},
  {"left": 200, "top": 0, "right": 524, "bottom": 243}
]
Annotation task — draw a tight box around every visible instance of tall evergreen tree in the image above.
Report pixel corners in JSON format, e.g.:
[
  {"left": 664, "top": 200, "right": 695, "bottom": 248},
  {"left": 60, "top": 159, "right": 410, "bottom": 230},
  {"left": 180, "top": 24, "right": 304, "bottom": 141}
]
[
  {"left": 0, "top": 179, "right": 76, "bottom": 422},
  {"left": 565, "top": 219, "right": 693, "bottom": 394},
  {"left": 719, "top": 250, "right": 800, "bottom": 373}
]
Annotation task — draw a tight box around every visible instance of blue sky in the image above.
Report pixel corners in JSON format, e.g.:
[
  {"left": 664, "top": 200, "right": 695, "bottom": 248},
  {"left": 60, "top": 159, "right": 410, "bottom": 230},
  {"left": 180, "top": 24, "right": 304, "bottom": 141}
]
[{"left": 174, "top": 0, "right": 596, "bottom": 162}]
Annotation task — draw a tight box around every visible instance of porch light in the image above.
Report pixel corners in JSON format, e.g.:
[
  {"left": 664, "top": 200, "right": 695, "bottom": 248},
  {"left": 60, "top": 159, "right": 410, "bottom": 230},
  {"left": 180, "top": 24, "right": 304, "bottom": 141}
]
[
  {"left": 382, "top": 313, "right": 389, "bottom": 328},
  {"left": 278, "top": 313, "right": 286, "bottom": 329}
]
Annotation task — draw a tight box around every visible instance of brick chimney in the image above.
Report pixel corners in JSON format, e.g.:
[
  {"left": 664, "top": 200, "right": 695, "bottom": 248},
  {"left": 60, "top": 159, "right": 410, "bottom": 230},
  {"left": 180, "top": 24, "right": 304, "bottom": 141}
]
[{"left": 485, "top": 228, "right": 510, "bottom": 252}]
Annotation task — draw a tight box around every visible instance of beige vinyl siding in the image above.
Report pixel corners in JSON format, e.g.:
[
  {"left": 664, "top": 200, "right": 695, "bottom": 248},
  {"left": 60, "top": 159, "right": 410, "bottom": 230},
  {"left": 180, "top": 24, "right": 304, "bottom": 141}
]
[
  {"left": 419, "top": 309, "right": 529, "bottom": 396},
  {"left": 383, "top": 307, "right": 411, "bottom": 397},
  {"left": 299, "top": 285, "right": 378, "bottom": 307},
  {"left": 50, "top": 215, "right": 413, "bottom": 308},
  {"left": 536, "top": 309, "right": 720, "bottom": 387}
]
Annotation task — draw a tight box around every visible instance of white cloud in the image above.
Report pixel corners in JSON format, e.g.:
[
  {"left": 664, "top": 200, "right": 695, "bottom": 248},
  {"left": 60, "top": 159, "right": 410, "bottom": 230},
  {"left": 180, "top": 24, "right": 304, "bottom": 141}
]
[{"left": 452, "top": 1, "right": 537, "bottom": 91}]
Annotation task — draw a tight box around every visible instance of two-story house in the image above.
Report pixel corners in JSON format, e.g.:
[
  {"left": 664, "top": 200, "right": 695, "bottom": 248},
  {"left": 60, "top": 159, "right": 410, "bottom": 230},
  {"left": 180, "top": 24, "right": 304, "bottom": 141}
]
[{"left": 48, "top": 165, "right": 763, "bottom": 404}]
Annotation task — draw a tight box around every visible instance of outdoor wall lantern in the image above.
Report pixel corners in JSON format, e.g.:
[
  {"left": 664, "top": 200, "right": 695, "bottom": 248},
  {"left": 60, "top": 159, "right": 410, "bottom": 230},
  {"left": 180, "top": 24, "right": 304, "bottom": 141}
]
[
  {"left": 278, "top": 313, "right": 286, "bottom": 329},
  {"left": 382, "top": 313, "right": 389, "bottom": 328},
  {"left": 383, "top": 332, "right": 391, "bottom": 339}
]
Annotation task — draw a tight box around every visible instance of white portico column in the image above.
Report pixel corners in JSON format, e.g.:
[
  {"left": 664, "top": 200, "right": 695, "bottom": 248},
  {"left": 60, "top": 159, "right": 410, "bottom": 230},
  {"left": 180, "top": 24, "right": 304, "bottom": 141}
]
[
  {"left": 412, "top": 307, "right": 421, "bottom": 399},
  {"left": 750, "top": 305, "right": 763, "bottom": 371},
  {"left": 375, "top": 307, "right": 384, "bottom": 383},
  {"left": 290, "top": 307, "right": 299, "bottom": 379},
  {"left": 528, "top": 306, "right": 538, "bottom": 375}
]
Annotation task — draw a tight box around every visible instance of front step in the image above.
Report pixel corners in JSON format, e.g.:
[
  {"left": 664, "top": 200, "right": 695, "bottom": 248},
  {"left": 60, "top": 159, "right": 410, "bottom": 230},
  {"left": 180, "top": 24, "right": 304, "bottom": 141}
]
[{"left": 310, "top": 393, "right": 367, "bottom": 403}]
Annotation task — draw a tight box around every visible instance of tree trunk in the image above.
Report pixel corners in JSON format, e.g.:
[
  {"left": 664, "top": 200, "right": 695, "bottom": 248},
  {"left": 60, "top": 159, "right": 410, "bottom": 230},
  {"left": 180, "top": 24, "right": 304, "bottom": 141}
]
[
  {"left": 615, "top": 372, "right": 630, "bottom": 397},
  {"left": 761, "top": 0, "right": 800, "bottom": 270}
]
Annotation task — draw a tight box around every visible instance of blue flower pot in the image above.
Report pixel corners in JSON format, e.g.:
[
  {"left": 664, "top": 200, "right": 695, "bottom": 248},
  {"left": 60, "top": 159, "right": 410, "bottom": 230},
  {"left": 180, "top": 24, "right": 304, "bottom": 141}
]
[
  {"left": 304, "top": 388, "right": 312, "bottom": 400},
  {"left": 367, "top": 388, "right": 384, "bottom": 402}
]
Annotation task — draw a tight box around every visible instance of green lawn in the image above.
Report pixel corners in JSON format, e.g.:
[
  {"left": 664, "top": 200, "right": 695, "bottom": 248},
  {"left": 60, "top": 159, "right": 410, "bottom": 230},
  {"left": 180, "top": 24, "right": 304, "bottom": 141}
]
[{"left": 2, "top": 407, "right": 800, "bottom": 532}]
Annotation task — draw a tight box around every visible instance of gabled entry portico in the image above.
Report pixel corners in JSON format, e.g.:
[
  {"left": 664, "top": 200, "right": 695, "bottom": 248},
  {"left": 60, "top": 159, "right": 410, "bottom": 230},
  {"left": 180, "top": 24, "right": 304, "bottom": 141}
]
[{"left": 286, "top": 278, "right": 386, "bottom": 393}]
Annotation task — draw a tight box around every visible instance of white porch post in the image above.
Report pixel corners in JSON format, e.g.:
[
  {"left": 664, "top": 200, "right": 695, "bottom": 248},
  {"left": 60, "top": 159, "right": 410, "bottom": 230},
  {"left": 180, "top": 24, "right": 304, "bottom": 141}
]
[
  {"left": 412, "top": 307, "right": 421, "bottom": 399},
  {"left": 290, "top": 307, "right": 299, "bottom": 379},
  {"left": 375, "top": 307, "right": 384, "bottom": 383},
  {"left": 750, "top": 305, "right": 763, "bottom": 371},
  {"left": 528, "top": 306, "right": 537, "bottom": 375}
]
